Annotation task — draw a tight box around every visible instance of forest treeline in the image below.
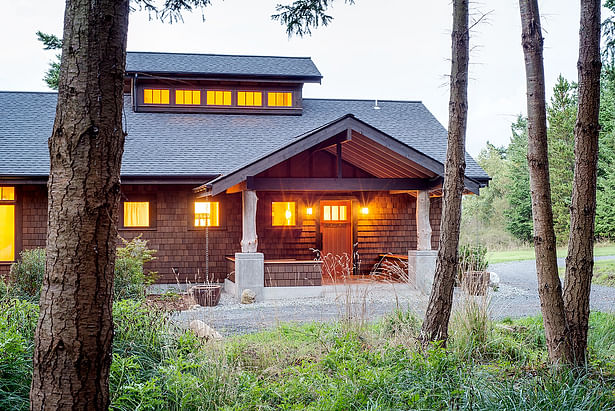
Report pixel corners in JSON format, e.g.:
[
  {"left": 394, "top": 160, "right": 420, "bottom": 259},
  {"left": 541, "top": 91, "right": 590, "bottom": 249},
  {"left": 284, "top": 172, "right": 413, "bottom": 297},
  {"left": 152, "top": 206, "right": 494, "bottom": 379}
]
[{"left": 462, "top": 68, "right": 615, "bottom": 247}]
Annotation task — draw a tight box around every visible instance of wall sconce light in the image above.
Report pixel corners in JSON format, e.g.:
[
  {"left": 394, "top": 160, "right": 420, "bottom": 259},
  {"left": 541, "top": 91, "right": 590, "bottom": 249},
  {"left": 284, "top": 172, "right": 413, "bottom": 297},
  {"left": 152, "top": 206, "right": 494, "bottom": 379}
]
[
  {"left": 306, "top": 207, "right": 313, "bottom": 216},
  {"left": 361, "top": 207, "right": 369, "bottom": 215}
]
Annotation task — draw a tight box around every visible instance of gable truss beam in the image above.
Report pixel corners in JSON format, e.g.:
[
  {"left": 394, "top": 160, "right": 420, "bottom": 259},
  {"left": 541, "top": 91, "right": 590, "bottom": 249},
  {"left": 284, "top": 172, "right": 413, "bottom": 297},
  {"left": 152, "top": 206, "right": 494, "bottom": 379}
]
[{"left": 245, "top": 177, "right": 443, "bottom": 192}]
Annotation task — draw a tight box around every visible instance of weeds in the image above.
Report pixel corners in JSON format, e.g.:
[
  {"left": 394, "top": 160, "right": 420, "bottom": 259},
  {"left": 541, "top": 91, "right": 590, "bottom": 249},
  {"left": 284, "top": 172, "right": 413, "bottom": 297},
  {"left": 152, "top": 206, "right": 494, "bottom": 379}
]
[{"left": 1, "top": 296, "right": 614, "bottom": 410}]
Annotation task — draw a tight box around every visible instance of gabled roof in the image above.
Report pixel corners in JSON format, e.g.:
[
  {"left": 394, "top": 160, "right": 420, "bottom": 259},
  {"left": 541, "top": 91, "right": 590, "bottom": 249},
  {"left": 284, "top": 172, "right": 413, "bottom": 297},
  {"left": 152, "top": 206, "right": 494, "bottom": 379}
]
[
  {"left": 125, "top": 52, "right": 322, "bottom": 82},
  {"left": 0, "top": 92, "right": 489, "bottom": 183},
  {"left": 199, "top": 114, "right": 481, "bottom": 196}
]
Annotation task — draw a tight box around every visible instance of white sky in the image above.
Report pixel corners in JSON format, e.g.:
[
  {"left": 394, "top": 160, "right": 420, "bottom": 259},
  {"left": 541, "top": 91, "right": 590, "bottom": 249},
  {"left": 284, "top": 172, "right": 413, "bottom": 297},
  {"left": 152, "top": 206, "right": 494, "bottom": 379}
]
[{"left": 0, "top": 0, "right": 602, "bottom": 156}]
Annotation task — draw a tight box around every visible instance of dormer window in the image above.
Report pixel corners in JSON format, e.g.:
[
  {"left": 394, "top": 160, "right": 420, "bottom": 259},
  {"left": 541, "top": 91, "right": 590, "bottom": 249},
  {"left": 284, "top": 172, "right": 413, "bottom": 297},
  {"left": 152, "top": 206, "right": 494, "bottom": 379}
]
[
  {"left": 176, "top": 90, "right": 201, "bottom": 105},
  {"left": 144, "top": 89, "right": 170, "bottom": 104},
  {"left": 237, "top": 91, "right": 263, "bottom": 107},
  {"left": 268, "top": 92, "right": 292, "bottom": 107},
  {"left": 206, "top": 90, "right": 232, "bottom": 106}
]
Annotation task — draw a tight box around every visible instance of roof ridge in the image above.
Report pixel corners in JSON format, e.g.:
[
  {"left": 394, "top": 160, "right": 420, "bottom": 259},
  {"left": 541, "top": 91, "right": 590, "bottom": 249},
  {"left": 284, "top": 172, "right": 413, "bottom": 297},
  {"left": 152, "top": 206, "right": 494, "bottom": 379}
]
[
  {"left": 0, "top": 90, "right": 57, "bottom": 95},
  {"left": 303, "top": 97, "right": 423, "bottom": 104},
  {"left": 127, "top": 51, "right": 313, "bottom": 60}
]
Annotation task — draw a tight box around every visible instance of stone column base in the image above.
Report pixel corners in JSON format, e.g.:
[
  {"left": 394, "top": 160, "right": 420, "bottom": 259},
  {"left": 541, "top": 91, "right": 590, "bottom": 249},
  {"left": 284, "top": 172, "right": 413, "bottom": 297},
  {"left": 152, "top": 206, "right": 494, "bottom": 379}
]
[
  {"left": 408, "top": 250, "right": 438, "bottom": 295},
  {"left": 234, "top": 252, "right": 264, "bottom": 302}
]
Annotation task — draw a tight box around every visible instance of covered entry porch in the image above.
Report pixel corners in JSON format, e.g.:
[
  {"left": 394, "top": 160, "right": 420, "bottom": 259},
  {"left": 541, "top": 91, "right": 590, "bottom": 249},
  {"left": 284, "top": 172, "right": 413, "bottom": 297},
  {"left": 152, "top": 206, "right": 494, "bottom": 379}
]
[{"left": 194, "top": 114, "right": 482, "bottom": 300}]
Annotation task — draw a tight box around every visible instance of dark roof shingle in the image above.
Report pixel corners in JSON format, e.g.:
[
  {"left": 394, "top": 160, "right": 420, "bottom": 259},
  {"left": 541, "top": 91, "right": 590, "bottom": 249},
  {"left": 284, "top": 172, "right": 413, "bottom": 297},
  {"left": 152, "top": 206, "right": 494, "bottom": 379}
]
[
  {"left": 0, "top": 92, "right": 489, "bottom": 181},
  {"left": 125, "top": 52, "right": 322, "bottom": 81}
]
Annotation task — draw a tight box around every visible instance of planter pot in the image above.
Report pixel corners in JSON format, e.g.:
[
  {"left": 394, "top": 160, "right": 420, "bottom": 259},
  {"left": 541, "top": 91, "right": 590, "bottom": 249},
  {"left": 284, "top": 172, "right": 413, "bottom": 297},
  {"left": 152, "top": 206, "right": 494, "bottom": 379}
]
[
  {"left": 462, "top": 271, "right": 489, "bottom": 296},
  {"left": 190, "top": 284, "right": 222, "bottom": 307}
]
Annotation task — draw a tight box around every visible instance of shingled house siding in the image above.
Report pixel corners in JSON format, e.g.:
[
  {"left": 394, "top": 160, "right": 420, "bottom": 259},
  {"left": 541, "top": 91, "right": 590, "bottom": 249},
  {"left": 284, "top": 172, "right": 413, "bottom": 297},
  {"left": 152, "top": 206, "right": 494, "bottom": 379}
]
[
  {"left": 0, "top": 185, "right": 47, "bottom": 277},
  {"left": 356, "top": 194, "right": 414, "bottom": 274},
  {"left": 119, "top": 185, "right": 242, "bottom": 284},
  {"left": 430, "top": 196, "right": 442, "bottom": 250},
  {"left": 256, "top": 192, "right": 317, "bottom": 262}
]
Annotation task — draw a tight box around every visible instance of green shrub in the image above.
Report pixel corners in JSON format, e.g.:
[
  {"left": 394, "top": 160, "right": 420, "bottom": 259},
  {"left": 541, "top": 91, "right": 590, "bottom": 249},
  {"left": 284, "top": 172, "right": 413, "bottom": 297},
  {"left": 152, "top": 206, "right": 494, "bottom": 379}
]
[
  {"left": 458, "top": 244, "right": 488, "bottom": 283},
  {"left": 113, "top": 236, "right": 157, "bottom": 301},
  {"left": 5, "top": 237, "right": 156, "bottom": 302},
  {"left": 8, "top": 248, "right": 45, "bottom": 301}
]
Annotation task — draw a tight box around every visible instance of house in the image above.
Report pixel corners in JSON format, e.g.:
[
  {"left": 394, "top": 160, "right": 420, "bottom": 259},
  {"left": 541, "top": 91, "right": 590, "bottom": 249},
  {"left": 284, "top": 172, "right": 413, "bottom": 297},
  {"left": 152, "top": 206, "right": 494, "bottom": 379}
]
[{"left": 0, "top": 52, "right": 489, "bottom": 299}]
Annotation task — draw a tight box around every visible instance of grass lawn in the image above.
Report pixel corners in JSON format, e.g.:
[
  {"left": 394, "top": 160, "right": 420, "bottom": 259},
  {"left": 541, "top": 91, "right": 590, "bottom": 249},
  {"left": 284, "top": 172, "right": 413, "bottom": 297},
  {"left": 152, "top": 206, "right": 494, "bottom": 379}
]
[
  {"left": 558, "top": 258, "right": 615, "bottom": 287},
  {"left": 487, "top": 243, "right": 615, "bottom": 264}
]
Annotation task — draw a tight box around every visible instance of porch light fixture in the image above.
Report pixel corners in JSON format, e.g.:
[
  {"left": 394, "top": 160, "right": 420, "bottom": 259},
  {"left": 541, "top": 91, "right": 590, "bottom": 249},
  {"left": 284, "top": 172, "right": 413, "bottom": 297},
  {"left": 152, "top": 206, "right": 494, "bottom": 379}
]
[
  {"left": 306, "top": 207, "right": 313, "bottom": 216},
  {"left": 361, "top": 207, "right": 369, "bottom": 215}
]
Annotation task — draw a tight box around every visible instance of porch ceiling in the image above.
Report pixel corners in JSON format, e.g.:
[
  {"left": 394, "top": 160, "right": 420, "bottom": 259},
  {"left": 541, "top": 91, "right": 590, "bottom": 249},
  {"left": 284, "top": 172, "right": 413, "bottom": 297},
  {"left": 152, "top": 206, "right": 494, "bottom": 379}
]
[{"left": 323, "top": 131, "right": 436, "bottom": 179}]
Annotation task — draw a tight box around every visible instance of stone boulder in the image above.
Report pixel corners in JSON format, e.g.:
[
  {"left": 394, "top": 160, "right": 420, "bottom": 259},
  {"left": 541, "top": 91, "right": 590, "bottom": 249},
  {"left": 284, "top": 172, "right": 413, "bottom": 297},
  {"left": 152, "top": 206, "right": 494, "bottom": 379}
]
[
  {"left": 241, "top": 288, "right": 256, "bottom": 304},
  {"left": 189, "top": 319, "right": 222, "bottom": 341}
]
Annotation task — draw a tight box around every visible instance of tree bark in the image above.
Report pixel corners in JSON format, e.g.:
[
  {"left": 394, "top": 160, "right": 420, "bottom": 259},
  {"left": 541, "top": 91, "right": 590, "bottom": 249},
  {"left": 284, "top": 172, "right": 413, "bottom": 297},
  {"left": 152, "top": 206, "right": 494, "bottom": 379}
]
[
  {"left": 30, "top": 0, "right": 129, "bottom": 409},
  {"left": 563, "top": 0, "right": 601, "bottom": 365},
  {"left": 518, "top": 0, "right": 571, "bottom": 364},
  {"left": 420, "top": 0, "right": 468, "bottom": 344}
]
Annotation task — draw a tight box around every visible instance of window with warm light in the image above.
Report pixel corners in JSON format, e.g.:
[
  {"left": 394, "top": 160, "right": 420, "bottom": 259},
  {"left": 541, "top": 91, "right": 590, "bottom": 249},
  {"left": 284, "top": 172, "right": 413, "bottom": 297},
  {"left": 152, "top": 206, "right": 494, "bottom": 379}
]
[
  {"left": 123, "top": 201, "right": 150, "bottom": 227},
  {"left": 0, "top": 187, "right": 15, "bottom": 261},
  {"left": 272, "top": 202, "right": 296, "bottom": 226},
  {"left": 267, "top": 92, "right": 292, "bottom": 107},
  {"left": 175, "top": 90, "right": 201, "bottom": 105},
  {"left": 237, "top": 91, "right": 262, "bottom": 107},
  {"left": 206, "top": 90, "right": 232, "bottom": 106},
  {"left": 323, "top": 205, "right": 348, "bottom": 222},
  {"left": 144, "top": 89, "right": 170, "bottom": 104},
  {"left": 194, "top": 201, "right": 219, "bottom": 227}
]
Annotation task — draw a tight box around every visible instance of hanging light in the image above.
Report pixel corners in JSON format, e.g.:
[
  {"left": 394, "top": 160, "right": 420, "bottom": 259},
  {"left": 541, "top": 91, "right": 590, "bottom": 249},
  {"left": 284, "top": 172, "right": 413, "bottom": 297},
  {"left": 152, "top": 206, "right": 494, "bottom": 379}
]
[
  {"left": 361, "top": 206, "right": 369, "bottom": 215},
  {"left": 306, "top": 207, "right": 313, "bottom": 215}
]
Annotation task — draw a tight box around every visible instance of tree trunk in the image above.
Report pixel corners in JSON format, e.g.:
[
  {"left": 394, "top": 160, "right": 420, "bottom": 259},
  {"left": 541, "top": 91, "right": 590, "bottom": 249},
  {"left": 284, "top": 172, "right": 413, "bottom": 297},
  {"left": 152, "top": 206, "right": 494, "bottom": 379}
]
[
  {"left": 518, "top": 0, "right": 571, "bottom": 364},
  {"left": 563, "top": 0, "right": 601, "bottom": 365},
  {"left": 30, "top": 0, "right": 129, "bottom": 409},
  {"left": 420, "top": 0, "right": 468, "bottom": 344}
]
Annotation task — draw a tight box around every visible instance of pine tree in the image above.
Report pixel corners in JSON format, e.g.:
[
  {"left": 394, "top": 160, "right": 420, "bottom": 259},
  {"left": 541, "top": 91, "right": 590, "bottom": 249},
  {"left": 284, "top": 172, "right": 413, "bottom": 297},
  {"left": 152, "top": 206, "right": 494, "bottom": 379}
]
[{"left": 504, "top": 116, "right": 533, "bottom": 243}]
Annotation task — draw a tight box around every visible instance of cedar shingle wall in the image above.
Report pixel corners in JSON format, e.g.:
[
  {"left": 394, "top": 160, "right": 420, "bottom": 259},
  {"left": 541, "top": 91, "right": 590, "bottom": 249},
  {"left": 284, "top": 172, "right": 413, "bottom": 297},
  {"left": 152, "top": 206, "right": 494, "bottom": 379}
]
[
  {"left": 0, "top": 185, "right": 47, "bottom": 277},
  {"left": 356, "top": 194, "right": 415, "bottom": 274},
  {"left": 1, "top": 185, "right": 443, "bottom": 284},
  {"left": 119, "top": 185, "right": 242, "bottom": 284}
]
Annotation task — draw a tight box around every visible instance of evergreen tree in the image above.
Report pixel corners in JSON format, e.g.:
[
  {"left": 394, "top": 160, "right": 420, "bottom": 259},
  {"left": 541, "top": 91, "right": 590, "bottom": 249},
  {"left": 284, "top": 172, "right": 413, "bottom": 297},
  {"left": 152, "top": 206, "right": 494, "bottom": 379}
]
[
  {"left": 596, "top": 62, "right": 615, "bottom": 238},
  {"left": 546, "top": 76, "right": 577, "bottom": 242},
  {"left": 504, "top": 116, "right": 533, "bottom": 243}
]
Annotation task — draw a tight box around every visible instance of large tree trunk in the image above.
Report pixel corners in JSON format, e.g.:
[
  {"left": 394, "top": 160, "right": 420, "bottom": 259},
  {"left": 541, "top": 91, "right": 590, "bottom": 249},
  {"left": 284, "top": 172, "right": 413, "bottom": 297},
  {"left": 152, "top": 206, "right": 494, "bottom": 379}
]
[
  {"left": 30, "top": 0, "right": 129, "bottom": 408},
  {"left": 563, "top": 0, "right": 601, "bottom": 365},
  {"left": 518, "top": 0, "right": 571, "bottom": 364},
  {"left": 420, "top": 0, "right": 468, "bottom": 343}
]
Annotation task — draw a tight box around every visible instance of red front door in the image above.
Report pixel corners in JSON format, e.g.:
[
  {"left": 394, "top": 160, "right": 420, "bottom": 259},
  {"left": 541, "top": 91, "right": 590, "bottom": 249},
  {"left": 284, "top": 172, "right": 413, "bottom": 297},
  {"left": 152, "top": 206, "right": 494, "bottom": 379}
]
[{"left": 320, "top": 200, "right": 352, "bottom": 282}]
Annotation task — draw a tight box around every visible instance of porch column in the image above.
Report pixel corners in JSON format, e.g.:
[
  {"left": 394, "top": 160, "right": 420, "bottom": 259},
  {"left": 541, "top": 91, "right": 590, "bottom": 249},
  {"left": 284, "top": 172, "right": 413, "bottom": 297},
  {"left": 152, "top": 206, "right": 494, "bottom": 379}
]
[
  {"left": 408, "top": 190, "right": 438, "bottom": 294},
  {"left": 241, "top": 190, "right": 258, "bottom": 252},
  {"left": 234, "top": 190, "right": 264, "bottom": 302},
  {"left": 416, "top": 190, "right": 432, "bottom": 251}
]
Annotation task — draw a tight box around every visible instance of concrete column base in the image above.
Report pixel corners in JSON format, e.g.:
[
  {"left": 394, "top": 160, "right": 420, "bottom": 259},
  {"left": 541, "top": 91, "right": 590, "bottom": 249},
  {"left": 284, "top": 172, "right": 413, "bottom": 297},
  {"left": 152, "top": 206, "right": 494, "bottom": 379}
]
[
  {"left": 234, "top": 252, "right": 264, "bottom": 302},
  {"left": 408, "top": 250, "right": 438, "bottom": 295}
]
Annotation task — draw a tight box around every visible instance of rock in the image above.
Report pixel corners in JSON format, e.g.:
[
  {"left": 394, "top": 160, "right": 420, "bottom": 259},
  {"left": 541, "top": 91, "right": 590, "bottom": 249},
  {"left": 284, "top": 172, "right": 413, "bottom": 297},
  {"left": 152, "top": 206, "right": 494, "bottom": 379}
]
[
  {"left": 189, "top": 304, "right": 202, "bottom": 311},
  {"left": 489, "top": 272, "right": 500, "bottom": 289},
  {"left": 241, "top": 289, "right": 256, "bottom": 304},
  {"left": 189, "top": 319, "right": 222, "bottom": 341}
]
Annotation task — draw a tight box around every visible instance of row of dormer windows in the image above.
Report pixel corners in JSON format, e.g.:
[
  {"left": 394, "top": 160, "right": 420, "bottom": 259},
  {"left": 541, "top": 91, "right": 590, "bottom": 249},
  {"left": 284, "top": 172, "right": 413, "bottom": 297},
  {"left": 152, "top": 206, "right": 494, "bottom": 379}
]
[{"left": 143, "top": 88, "right": 293, "bottom": 108}]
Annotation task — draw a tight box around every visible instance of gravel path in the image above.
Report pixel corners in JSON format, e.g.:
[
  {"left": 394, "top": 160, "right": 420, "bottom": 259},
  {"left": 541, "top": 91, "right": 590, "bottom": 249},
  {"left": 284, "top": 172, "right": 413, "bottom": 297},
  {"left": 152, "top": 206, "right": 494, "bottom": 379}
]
[{"left": 172, "top": 256, "right": 615, "bottom": 335}]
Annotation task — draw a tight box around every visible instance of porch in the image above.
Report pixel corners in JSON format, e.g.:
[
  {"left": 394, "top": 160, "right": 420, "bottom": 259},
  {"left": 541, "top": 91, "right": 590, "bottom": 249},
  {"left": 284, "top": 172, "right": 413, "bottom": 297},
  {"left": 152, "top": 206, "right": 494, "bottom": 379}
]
[{"left": 194, "top": 115, "right": 482, "bottom": 301}]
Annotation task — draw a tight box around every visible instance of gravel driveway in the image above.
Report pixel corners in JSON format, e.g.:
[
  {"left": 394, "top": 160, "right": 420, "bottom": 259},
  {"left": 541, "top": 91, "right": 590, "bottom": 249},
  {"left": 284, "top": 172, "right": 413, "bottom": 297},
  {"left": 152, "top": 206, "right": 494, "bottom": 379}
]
[{"left": 172, "top": 257, "right": 615, "bottom": 335}]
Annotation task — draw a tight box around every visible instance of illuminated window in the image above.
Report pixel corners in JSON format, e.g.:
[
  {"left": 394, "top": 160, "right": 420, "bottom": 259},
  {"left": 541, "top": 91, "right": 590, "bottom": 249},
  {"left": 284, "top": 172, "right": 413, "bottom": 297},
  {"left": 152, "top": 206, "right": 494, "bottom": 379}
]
[
  {"left": 175, "top": 90, "right": 201, "bottom": 105},
  {"left": 0, "top": 187, "right": 14, "bottom": 201},
  {"left": 0, "top": 187, "right": 15, "bottom": 261},
  {"left": 267, "top": 92, "right": 292, "bottom": 107},
  {"left": 194, "top": 201, "right": 219, "bottom": 227},
  {"left": 237, "top": 91, "right": 263, "bottom": 107},
  {"left": 206, "top": 90, "right": 232, "bottom": 106},
  {"left": 123, "top": 202, "right": 150, "bottom": 227},
  {"left": 143, "top": 89, "right": 170, "bottom": 104},
  {"left": 272, "top": 202, "right": 296, "bottom": 226},
  {"left": 323, "top": 205, "right": 348, "bottom": 222}
]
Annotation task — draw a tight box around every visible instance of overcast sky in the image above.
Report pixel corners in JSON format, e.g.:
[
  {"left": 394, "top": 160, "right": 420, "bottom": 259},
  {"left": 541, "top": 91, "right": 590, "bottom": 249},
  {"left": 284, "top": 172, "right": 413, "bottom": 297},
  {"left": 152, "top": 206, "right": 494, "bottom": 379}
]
[{"left": 0, "top": 1, "right": 602, "bottom": 156}]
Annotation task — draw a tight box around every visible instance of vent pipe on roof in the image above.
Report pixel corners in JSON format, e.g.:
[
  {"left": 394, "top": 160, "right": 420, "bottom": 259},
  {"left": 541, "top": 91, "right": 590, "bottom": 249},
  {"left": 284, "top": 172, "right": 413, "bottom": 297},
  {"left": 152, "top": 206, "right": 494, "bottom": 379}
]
[{"left": 373, "top": 99, "right": 381, "bottom": 110}]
